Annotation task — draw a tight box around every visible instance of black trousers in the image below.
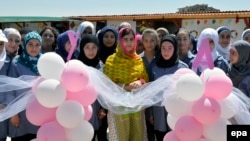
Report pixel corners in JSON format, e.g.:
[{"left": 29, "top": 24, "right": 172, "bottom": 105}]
[
  {"left": 154, "top": 130, "right": 168, "bottom": 141},
  {"left": 11, "top": 134, "right": 36, "bottom": 141},
  {"left": 146, "top": 120, "right": 155, "bottom": 141},
  {"left": 97, "top": 116, "right": 108, "bottom": 141}
]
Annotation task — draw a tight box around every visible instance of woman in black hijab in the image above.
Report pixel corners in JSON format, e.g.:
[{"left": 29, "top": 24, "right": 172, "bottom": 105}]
[
  {"left": 97, "top": 26, "right": 118, "bottom": 64},
  {"left": 151, "top": 35, "right": 188, "bottom": 141}
]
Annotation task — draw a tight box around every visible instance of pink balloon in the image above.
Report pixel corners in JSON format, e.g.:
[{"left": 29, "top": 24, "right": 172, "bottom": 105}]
[
  {"left": 173, "top": 68, "right": 195, "bottom": 81},
  {"left": 61, "top": 60, "right": 89, "bottom": 92},
  {"left": 26, "top": 99, "right": 57, "bottom": 126},
  {"left": 192, "top": 97, "right": 221, "bottom": 125},
  {"left": 163, "top": 131, "right": 181, "bottom": 141},
  {"left": 32, "top": 77, "right": 45, "bottom": 94},
  {"left": 66, "top": 84, "right": 97, "bottom": 106},
  {"left": 175, "top": 115, "right": 203, "bottom": 141},
  {"left": 37, "top": 121, "right": 66, "bottom": 141},
  {"left": 204, "top": 74, "right": 233, "bottom": 100},
  {"left": 84, "top": 105, "right": 93, "bottom": 121}
]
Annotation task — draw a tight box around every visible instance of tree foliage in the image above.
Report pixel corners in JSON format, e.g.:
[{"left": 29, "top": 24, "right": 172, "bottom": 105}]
[{"left": 177, "top": 4, "right": 220, "bottom": 13}]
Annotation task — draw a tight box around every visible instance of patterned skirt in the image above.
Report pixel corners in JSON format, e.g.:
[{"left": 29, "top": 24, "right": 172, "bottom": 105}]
[{"left": 107, "top": 110, "right": 148, "bottom": 141}]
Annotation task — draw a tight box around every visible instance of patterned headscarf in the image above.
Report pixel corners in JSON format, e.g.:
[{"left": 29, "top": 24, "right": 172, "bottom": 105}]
[
  {"left": 104, "top": 27, "right": 148, "bottom": 84},
  {"left": 98, "top": 26, "right": 118, "bottom": 63},
  {"left": 17, "top": 32, "right": 42, "bottom": 74}
]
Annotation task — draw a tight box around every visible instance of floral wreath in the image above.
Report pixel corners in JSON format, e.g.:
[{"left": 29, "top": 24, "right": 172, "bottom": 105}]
[
  {"left": 231, "top": 30, "right": 238, "bottom": 39},
  {"left": 190, "top": 30, "right": 199, "bottom": 38}
]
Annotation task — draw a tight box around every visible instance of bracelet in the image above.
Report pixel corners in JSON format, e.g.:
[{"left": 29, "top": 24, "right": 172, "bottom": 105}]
[
  {"left": 139, "top": 78, "right": 146, "bottom": 84},
  {"left": 121, "top": 84, "right": 125, "bottom": 89}
]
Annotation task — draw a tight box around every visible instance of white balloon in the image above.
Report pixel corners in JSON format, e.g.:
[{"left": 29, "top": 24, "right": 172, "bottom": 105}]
[
  {"left": 30, "top": 139, "right": 37, "bottom": 141},
  {"left": 36, "top": 79, "right": 66, "bottom": 108},
  {"left": 204, "top": 118, "right": 231, "bottom": 141},
  {"left": 56, "top": 100, "right": 85, "bottom": 129},
  {"left": 220, "top": 94, "right": 239, "bottom": 119},
  {"left": 164, "top": 94, "right": 193, "bottom": 117},
  {"left": 37, "top": 52, "right": 65, "bottom": 80},
  {"left": 66, "top": 120, "right": 94, "bottom": 141},
  {"left": 201, "top": 67, "right": 225, "bottom": 82},
  {"left": 167, "top": 114, "right": 179, "bottom": 130},
  {"left": 176, "top": 73, "right": 204, "bottom": 101}
]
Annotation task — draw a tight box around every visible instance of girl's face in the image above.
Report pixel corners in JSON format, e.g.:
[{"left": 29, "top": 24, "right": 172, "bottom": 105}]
[
  {"left": 122, "top": 33, "right": 135, "bottom": 52},
  {"left": 177, "top": 32, "right": 191, "bottom": 51},
  {"left": 64, "top": 41, "right": 72, "bottom": 53},
  {"left": 103, "top": 31, "right": 116, "bottom": 47},
  {"left": 0, "top": 41, "right": 4, "bottom": 54},
  {"left": 26, "top": 39, "right": 41, "bottom": 57},
  {"left": 244, "top": 34, "right": 250, "bottom": 44},
  {"left": 42, "top": 29, "right": 55, "bottom": 47},
  {"left": 229, "top": 46, "right": 239, "bottom": 64},
  {"left": 219, "top": 31, "right": 231, "bottom": 48},
  {"left": 6, "top": 34, "right": 21, "bottom": 54},
  {"left": 157, "top": 31, "right": 166, "bottom": 41},
  {"left": 81, "top": 27, "right": 92, "bottom": 38},
  {"left": 142, "top": 33, "right": 157, "bottom": 52},
  {"left": 83, "top": 42, "right": 98, "bottom": 59},
  {"left": 136, "top": 40, "right": 144, "bottom": 54},
  {"left": 161, "top": 41, "right": 174, "bottom": 60},
  {"left": 208, "top": 38, "right": 215, "bottom": 51}
]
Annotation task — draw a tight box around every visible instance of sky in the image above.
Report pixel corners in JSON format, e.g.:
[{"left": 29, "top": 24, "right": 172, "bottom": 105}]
[{"left": 1, "top": 0, "right": 249, "bottom": 17}]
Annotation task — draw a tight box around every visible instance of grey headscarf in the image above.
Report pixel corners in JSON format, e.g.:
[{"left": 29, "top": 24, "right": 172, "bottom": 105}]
[{"left": 228, "top": 40, "right": 250, "bottom": 87}]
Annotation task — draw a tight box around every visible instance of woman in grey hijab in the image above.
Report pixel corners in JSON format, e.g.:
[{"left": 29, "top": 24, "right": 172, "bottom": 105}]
[{"left": 228, "top": 40, "right": 250, "bottom": 97}]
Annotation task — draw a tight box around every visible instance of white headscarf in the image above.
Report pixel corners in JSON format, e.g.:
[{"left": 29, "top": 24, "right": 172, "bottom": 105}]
[
  {"left": 77, "top": 21, "right": 95, "bottom": 36},
  {"left": 3, "top": 28, "right": 21, "bottom": 39},
  {"left": 197, "top": 28, "right": 219, "bottom": 61},
  {"left": 75, "top": 21, "right": 96, "bottom": 57},
  {"left": 0, "top": 29, "right": 8, "bottom": 70},
  {"left": 241, "top": 29, "right": 250, "bottom": 40},
  {"left": 216, "top": 26, "right": 232, "bottom": 61}
]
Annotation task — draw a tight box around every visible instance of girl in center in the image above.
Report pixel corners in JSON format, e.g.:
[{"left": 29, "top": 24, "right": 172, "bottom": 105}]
[
  {"left": 78, "top": 34, "right": 106, "bottom": 141},
  {"left": 104, "top": 27, "right": 149, "bottom": 141},
  {"left": 151, "top": 35, "right": 188, "bottom": 141}
]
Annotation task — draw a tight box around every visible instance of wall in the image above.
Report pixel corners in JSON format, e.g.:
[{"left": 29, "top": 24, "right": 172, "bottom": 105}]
[{"left": 182, "top": 18, "right": 247, "bottom": 41}]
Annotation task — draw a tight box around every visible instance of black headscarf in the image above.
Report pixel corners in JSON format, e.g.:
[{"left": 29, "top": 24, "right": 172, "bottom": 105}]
[
  {"left": 228, "top": 40, "right": 250, "bottom": 87},
  {"left": 156, "top": 35, "right": 179, "bottom": 68},
  {"left": 98, "top": 26, "right": 118, "bottom": 64},
  {"left": 78, "top": 34, "right": 100, "bottom": 68}
]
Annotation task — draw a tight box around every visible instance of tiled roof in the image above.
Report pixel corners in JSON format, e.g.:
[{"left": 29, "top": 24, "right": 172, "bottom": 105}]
[{"left": 67, "top": 11, "right": 250, "bottom": 21}]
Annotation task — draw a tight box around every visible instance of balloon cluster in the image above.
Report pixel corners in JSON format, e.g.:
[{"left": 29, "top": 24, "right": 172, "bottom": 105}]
[
  {"left": 164, "top": 68, "right": 234, "bottom": 141},
  {"left": 26, "top": 52, "right": 96, "bottom": 141}
]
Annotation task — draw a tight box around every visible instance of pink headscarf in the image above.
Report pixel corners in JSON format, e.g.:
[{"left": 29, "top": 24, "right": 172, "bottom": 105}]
[{"left": 136, "top": 34, "right": 142, "bottom": 42}]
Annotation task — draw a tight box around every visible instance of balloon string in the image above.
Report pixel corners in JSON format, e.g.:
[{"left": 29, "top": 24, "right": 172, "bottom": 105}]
[{"left": 67, "top": 31, "right": 80, "bottom": 62}]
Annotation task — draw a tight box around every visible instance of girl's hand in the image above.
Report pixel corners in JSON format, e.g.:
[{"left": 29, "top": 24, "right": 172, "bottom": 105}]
[
  {"left": 129, "top": 80, "right": 142, "bottom": 89},
  {"left": 149, "top": 116, "right": 154, "bottom": 125},
  {"left": 10, "top": 114, "right": 20, "bottom": 127},
  {"left": 98, "top": 109, "right": 107, "bottom": 119}
]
